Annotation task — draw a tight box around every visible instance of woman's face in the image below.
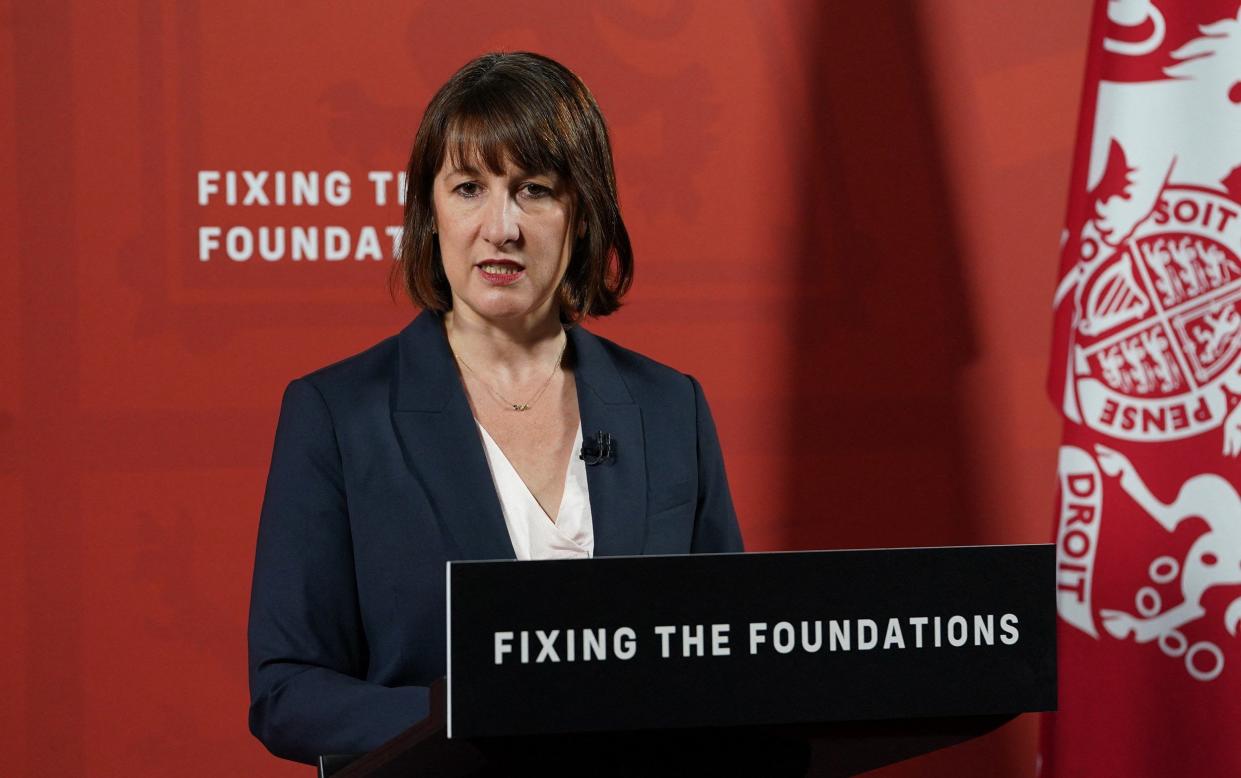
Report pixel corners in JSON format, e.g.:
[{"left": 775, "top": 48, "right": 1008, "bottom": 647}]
[{"left": 432, "top": 153, "right": 578, "bottom": 327}]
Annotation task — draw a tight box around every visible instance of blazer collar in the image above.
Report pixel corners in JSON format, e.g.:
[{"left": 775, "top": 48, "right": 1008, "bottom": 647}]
[
  {"left": 393, "top": 310, "right": 459, "bottom": 413},
  {"left": 565, "top": 323, "right": 632, "bottom": 405},
  {"left": 391, "top": 312, "right": 514, "bottom": 560},
  {"left": 391, "top": 311, "right": 648, "bottom": 559},
  {"left": 567, "top": 324, "right": 647, "bottom": 557}
]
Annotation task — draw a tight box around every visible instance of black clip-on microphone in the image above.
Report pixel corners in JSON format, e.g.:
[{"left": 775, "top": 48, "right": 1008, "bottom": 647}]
[{"left": 580, "top": 431, "right": 615, "bottom": 466}]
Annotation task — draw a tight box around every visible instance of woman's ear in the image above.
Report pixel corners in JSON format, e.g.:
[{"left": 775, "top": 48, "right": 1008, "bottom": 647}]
[{"left": 576, "top": 220, "right": 587, "bottom": 238}]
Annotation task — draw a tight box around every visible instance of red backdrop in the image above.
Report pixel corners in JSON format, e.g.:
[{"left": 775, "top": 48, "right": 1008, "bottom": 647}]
[{"left": 3, "top": 1, "right": 1089, "bottom": 774}]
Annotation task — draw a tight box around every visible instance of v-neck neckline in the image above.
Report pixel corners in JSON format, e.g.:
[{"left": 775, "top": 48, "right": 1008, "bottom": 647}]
[
  {"left": 475, "top": 422, "right": 581, "bottom": 525},
  {"left": 393, "top": 311, "right": 649, "bottom": 559}
]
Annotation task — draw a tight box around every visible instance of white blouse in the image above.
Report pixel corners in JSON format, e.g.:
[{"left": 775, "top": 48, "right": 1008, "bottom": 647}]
[{"left": 475, "top": 422, "right": 594, "bottom": 560}]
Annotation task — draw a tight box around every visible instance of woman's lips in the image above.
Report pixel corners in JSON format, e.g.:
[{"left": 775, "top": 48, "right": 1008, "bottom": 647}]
[{"left": 476, "top": 260, "right": 525, "bottom": 286}]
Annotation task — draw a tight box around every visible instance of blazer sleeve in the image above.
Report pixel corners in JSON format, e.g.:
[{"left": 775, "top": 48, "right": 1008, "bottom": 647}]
[
  {"left": 688, "top": 375, "right": 745, "bottom": 553},
  {"left": 248, "top": 378, "right": 429, "bottom": 764}
]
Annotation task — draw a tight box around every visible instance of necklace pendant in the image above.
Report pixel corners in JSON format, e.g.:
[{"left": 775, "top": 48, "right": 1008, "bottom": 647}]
[{"left": 512, "top": 403, "right": 530, "bottom": 412}]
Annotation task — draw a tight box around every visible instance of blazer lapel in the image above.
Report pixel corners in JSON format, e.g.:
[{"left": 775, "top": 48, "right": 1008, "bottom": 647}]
[
  {"left": 570, "top": 326, "right": 648, "bottom": 557},
  {"left": 390, "top": 312, "right": 516, "bottom": 561}
]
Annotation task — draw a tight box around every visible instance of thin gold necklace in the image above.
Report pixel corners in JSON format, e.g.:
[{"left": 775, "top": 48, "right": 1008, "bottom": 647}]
[{"left": 453, "top": 335, "right": 567, "bottom": 412}]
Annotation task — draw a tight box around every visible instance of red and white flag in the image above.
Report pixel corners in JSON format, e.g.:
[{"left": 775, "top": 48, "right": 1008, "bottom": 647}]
[{"left": 1044, "top": 1, "right": 1241, "bottom": 774}]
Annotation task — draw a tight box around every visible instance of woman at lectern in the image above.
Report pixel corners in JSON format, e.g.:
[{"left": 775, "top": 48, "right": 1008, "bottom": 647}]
[{"left": 247, "top": 51, "right": 743, "bottom": 764}]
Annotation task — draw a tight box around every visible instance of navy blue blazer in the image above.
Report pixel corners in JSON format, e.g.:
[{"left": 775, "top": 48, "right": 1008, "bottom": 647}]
[{"left": 247, "top": 311, "right": 743, "bottom": 763}]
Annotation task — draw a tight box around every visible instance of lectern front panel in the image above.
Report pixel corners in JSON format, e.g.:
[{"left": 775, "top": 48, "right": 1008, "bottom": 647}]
[{"left": 446, "top": 544, "right": 1055, "bottom": 738}]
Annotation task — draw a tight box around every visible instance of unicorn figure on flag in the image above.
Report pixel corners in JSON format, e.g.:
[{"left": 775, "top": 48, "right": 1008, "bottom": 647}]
[{"left": 1093, "top": 444, "right": 1241, "bottom": 644}]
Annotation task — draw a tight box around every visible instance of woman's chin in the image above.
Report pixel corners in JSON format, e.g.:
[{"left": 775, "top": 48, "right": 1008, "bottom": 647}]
[{"left": 455, "top": 295, "right": 556, "bottom": 327}]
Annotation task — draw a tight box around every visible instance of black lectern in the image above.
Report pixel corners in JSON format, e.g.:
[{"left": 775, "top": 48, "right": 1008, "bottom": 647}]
[{"left": 321, "top": 545, "right": 1055, "bottom": 777}]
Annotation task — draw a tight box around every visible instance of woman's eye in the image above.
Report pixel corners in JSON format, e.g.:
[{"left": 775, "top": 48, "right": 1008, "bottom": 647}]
[
  {"left": 520, "top": 183, "right": 552, "bottom": 199},
  {"left": 454, "top": 182, "right": 482, "bottom": 198}
]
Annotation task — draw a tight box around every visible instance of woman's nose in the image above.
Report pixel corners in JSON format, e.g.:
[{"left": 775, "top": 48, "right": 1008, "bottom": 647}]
[{"left": 480, "top": 192, "right": 520, "bottom": 247}]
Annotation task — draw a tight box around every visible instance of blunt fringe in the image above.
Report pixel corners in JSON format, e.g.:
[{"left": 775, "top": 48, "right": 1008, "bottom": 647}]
[{"left": 391, "top": 52, "right": 633, "bottom": 321}]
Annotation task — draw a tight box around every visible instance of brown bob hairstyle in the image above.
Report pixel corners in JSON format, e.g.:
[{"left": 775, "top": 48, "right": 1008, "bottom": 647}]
[{"left": 392, "top": 52, "right": 633, "bottom": 322}]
